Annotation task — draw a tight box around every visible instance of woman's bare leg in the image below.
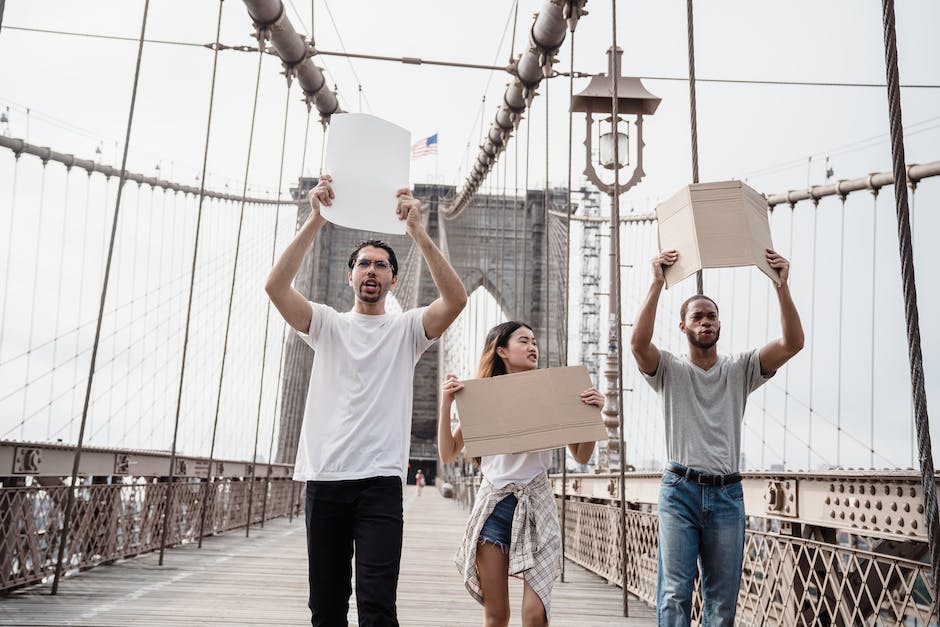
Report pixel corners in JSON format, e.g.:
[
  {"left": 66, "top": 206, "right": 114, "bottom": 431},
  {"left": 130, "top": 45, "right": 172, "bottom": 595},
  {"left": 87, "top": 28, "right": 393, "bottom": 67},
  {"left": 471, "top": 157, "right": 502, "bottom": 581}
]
[
  {"left": 521, "top": 580, "right": 548, "bottom": 627},
  {"left": 476, "top": 542, "right": 511, "bottom": 627}
]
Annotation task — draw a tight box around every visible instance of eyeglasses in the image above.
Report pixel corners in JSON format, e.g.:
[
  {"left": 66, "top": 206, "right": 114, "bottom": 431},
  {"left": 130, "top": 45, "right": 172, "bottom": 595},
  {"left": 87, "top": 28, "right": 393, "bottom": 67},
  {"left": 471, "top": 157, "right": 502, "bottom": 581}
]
[{"left": 354, "top": 258, "right": 393, "bottom": 271}]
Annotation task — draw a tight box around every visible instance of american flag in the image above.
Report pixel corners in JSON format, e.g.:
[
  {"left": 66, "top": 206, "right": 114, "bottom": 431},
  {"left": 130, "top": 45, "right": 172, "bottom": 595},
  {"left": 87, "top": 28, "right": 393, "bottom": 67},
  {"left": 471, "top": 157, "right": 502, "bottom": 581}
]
[{"left": 410, "top": 133, "right": 438, "bottom": 159}]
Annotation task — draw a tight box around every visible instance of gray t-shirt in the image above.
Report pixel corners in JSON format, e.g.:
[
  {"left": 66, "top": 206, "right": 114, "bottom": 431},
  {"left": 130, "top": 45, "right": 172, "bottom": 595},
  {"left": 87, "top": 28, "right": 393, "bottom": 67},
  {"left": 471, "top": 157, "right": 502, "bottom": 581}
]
[{"left": 641, "top": 348, "right": 772, "bottom": 475}]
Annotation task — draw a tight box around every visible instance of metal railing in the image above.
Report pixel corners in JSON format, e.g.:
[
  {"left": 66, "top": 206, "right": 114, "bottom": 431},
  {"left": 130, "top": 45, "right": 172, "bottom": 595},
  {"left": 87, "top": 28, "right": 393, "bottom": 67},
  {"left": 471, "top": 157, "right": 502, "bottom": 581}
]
[
  {"left": 440, "top": 466, "right": 938, "bottom": 625},
  {"left": 0, "top": 442, "right": 302, "bottom": 593}
]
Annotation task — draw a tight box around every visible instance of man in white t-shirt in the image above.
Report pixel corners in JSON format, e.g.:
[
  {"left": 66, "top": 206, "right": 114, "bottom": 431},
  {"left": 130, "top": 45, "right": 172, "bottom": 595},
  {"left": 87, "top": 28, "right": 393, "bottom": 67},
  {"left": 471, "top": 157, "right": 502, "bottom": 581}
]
[
  {"left": 265, "top": 174, "right": 466, "bottom": 627},
  {"left": 631, "top": 248, "right": 804, "bottom": 626}
]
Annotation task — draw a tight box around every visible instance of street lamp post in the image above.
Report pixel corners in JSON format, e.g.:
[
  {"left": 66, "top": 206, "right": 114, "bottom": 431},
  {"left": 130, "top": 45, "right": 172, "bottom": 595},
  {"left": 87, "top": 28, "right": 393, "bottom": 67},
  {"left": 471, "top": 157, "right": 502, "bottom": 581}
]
[{"left": 571, "top": 46, "right": 660, "bottom": 471}]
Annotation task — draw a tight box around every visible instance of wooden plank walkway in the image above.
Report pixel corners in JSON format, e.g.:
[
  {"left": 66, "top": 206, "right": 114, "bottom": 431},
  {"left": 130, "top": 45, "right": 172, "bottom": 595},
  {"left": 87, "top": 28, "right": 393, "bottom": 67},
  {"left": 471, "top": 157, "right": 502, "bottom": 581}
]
[{"left": 1, "top": 486, "right": 655, "bottom": 626}]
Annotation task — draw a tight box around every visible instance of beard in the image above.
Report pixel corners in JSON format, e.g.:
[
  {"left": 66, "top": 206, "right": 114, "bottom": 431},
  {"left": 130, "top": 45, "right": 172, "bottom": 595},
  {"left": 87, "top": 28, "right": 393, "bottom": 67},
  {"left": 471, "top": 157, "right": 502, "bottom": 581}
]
[
  {"left": 687, "top": 327, "right": 720, "bottom": 350},
  {"left": 357, "top": 281, "right": 386, "bottom": 304}
]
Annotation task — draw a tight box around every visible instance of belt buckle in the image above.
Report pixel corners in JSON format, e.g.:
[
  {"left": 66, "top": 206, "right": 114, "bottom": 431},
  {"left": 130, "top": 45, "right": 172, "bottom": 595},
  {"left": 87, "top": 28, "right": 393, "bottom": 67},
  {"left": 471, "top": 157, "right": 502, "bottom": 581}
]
[{"left": 696, "top": 473, "right": 711, "bottom": 486}]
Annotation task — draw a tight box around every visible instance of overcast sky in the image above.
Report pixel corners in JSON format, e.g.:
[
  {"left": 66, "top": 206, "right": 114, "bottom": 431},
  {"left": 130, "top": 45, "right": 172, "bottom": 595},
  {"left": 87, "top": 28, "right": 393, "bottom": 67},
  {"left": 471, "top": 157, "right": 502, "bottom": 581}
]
[{"left": 1, "top": 1, "right": 938, "bottom": 469}]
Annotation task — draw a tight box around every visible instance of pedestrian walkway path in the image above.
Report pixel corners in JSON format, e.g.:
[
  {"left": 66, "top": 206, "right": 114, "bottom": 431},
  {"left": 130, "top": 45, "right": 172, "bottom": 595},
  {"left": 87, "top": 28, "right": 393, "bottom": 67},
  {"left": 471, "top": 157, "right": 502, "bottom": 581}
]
[{"left": 1, "top": 486, "right": 655, "bottom": 626}]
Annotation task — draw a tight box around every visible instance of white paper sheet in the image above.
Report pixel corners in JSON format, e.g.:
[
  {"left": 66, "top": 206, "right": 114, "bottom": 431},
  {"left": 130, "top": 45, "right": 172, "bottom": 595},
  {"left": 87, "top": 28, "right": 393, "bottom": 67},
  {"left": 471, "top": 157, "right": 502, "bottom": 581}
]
[{"left": 321, "top": 113, "right": 411, "bottom": 235}]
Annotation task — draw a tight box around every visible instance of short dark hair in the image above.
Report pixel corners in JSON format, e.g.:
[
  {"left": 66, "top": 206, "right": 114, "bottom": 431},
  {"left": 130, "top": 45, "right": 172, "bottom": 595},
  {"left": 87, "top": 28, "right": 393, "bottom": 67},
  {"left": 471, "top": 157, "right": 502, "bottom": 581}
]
[
  {"left": 347, "top": 240, "right": 398, "bottom": 277},
  {"left": 680, "top": 294, "right": 719, "bottom": 322}
]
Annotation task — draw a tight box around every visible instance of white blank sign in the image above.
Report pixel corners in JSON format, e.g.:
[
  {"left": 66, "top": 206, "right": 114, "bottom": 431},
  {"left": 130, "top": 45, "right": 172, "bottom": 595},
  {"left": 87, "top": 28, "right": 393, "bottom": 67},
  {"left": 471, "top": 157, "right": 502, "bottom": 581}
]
[{"left": 322, "top": 113, "right": 411, "bottom": 235}]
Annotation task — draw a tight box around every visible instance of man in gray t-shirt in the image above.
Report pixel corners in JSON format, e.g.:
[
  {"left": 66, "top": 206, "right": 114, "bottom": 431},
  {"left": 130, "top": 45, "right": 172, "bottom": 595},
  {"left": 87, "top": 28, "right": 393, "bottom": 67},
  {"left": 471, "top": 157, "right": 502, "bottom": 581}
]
[{"left": 631, "top": 248, "right": 804, "bottom": 626}]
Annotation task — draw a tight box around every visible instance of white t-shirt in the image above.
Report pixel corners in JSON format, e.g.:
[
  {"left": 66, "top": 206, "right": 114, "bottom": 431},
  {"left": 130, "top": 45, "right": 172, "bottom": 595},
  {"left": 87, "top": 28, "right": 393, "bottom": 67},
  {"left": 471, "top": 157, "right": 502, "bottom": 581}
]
[
  {"left": 293, "top": 301, "right": 435, "bottom": 481},
  {"left": 481, "top": 450, "right": 554, "bottom": 489}
]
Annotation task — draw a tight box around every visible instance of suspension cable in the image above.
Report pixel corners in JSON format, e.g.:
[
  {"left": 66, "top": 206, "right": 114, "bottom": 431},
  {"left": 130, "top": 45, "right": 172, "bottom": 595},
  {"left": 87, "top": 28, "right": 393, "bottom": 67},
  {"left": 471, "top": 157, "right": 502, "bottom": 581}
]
[
  {"left": 20, "top": 163, "right": 48, "bottom": 439},
  {"left": 197, "top": 43, "right": 266, "bottom": 549},
  {"left": 544, "top": 74, "right": 550, "bottom": 367},
  {"left": 47, "top": 166, "right": 73, "bottom": 439},
  {"left": 247, "top": 77, "right": 293, "bottom": 537},
  {"left": 610, "top": 0, "right": 629, "bottom": 616},
  {"left": 52, "top": 0, "right": 151, "bottom": 596},
  {"left": 835, "top": 197, "right": 846, "bottom": 466},
  {"left": 522, "top": 113, "right": 530, "bottom": 319},
  {"left": 807, "top": 200, "right": 818, "bottom": 470},
  {"left": 158, "top": 0, "right": 225, "bottom": 565},
  {"left": 869, "top": 189, "right": 878, "bottom": 468},
  {"left": 881, "top": 0, "right": 940, "bottom": 605},
  {"left": 686, "top": 0, "right": 703, "bottom": 294},
  {"left": 560, "top": 24, "right": 575, "bottom": 584},
  {"left": 0, "top": 152, "right": 20, "bottom": 360},
  {"left": 263, "top": 103, "right": 314, "bottom": 527}
]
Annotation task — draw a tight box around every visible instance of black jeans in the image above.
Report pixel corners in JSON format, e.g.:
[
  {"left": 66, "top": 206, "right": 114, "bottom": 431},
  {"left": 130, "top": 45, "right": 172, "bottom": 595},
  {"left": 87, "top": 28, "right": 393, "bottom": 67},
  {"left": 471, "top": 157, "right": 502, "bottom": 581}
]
[{"left": 305, "top": 476, "right": 403, "bottom": 627}]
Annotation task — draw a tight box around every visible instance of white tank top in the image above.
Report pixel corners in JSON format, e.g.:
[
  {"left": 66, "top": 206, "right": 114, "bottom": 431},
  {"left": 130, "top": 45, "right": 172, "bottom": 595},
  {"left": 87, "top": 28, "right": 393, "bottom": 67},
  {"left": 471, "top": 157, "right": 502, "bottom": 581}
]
[{"left": 480, "top": 450, "right": 554, "bottom": 489}]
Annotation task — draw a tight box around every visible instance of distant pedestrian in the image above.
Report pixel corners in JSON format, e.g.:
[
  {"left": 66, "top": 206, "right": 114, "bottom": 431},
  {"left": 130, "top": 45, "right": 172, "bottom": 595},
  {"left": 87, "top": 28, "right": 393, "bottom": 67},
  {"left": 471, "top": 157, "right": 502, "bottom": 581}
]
[{"left": 415, "top": 469, "right": 426, "bottom": 496}]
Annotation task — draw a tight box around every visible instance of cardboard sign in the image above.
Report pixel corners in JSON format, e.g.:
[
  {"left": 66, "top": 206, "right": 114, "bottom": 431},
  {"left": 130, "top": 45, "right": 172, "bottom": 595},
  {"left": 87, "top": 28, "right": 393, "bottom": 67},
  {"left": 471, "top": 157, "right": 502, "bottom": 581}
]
[
  {"left": 454, "top": 365, "right": 607, "bottom": 458},
  {"left": 322, "top": 113, "right": 410, "bottom": 235},
  {"left": 655, "top": 180, "right": 780, "bottom": 288}
]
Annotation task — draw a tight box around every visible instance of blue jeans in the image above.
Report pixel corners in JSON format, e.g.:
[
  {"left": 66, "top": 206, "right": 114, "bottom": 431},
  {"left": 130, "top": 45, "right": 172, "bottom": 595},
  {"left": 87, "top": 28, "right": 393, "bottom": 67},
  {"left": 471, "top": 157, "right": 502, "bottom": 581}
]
[{"left": 657, "top": 463, "right": 745, "bottom": 627}]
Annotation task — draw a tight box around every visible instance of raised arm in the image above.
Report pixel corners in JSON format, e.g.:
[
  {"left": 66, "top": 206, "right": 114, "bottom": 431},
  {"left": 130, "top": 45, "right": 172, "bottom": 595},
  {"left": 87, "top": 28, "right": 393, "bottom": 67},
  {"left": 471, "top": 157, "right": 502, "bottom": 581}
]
[
  {"left": 396, "top": 190, "right": 468, "bottom": 340},
  {"left": 758, "top": 249, "right": 804, "bottom": 375},
  {"left": 264, "top": 175, "right": 333, "bottom": 333},
  {"left": 630, "top": 250, "right": 675, "bottom": 376},
  {"left": 438, "top": 374, "right": 465, "bottom": 464}
]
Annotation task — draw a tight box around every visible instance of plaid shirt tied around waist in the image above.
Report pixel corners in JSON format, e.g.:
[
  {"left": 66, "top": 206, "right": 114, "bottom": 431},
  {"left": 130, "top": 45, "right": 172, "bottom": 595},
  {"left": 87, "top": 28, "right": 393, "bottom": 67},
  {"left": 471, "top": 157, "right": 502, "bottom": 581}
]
[{"left": 454, "top": 472, "right": 561, "bottom": 620}]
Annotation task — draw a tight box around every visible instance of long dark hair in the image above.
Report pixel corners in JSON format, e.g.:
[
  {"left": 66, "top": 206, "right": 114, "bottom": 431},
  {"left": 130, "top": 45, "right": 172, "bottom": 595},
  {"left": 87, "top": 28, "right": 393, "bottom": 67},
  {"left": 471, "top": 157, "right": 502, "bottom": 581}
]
[{"left": 476, "top": 321, "right": 533, "bottom": 379}]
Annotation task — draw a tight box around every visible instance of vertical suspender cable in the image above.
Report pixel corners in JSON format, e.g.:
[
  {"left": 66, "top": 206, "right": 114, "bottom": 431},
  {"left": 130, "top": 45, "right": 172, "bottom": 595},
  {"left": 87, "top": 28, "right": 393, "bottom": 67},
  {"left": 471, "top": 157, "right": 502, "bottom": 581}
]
[
  {"left": 560, "top": 26, "right": 575, "bottom": 584},
  {"left": 52, "top": 0, "right": 150, "bottom": 594},
  {"left": 610, "top": 0, "right": 629, "bottom": 616},
  {"left": 160, "top": 0, "right": 225, "bottom": 564},
  {"left": 21, "top": 163, "right": 48, "bottom": 439},
  {"left": 263, "top": 105, "right": 313, "bottom": 528},
  {"left": 47, "top": 167, "right": 72, "bottom": 439},
  {"left": 0, "top": 152, "right": 20, "bottom": 359},
  {"left": 836, "top": 198, "right": 846, "bottom": 466},
  {"left": 869, "top": 190, "right": 878, "bottom": 468},
  {"left": 782, "top": 206, "right": 794, "bottom": 469},
  {"left": 514, "top": 128, "right": 520, "bottom": 318},
  {"left": 544, "top": 75, "right": 551, "bottom": 367},
  {"left": 686, "top": 0, "right": 703, "bottom": 295},
  {"left": 247, "top": 78, "right": 292, "bottom": 537},
  {"left": 881, "top": 0, "right": 940, "bottom": 605},
  {"left": 807, "top": 201, "right": 818, "bottom": 469},
  {"left": 197, "top": 45, "right": 266, "bottom": 549},
  {"left": 522, "top": 115, "right": 530, "bottom": 319}
]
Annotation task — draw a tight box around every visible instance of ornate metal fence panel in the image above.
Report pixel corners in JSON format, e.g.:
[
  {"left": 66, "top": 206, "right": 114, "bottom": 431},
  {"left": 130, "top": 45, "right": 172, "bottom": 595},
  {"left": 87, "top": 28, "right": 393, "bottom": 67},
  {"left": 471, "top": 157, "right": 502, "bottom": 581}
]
[
  {"left": 0, "top": 477, "right": 301, "bottom": 593},
  {"left": 441, "top": 470, "right": 937, "bottom": 625}
]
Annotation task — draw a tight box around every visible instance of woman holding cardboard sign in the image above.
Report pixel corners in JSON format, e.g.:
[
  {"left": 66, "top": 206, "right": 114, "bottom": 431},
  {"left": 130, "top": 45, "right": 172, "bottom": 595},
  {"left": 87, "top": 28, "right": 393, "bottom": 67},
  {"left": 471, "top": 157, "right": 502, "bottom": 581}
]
[{"left": 439, "top": 321, "right": 603, "bottom": 627}]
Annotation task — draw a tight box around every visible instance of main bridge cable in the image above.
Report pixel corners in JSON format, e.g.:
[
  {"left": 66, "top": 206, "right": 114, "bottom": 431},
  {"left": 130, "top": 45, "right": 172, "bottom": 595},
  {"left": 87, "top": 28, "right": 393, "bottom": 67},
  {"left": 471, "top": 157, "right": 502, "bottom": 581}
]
[
  {"left": 444, "top": 1, "right": 585, "bottom": 219},
  {"left": 159, "top": 0, "right": 226, "bottom": 565},
  {"left": 51, "top": 0, "right": 151, "bottom": 596},
  {"left": 242, "top": 0, "right": 339, "bottom": 123},
  {"left": 881, "top": 0, "right": 940, "bottom": 608}
]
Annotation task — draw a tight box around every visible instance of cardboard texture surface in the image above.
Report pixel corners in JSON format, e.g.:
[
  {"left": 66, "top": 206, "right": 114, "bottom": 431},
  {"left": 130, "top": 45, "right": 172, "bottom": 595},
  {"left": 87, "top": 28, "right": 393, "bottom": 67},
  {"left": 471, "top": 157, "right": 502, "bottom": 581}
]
[
  {"left": 655, "top": 180, "right": 780, "bottom": 288},
  {"left": 322, "top": 113, "right": 410, "bottom": 235},
  {"left": 454, "top": 365, "right": 607, "bottom": 458}
]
